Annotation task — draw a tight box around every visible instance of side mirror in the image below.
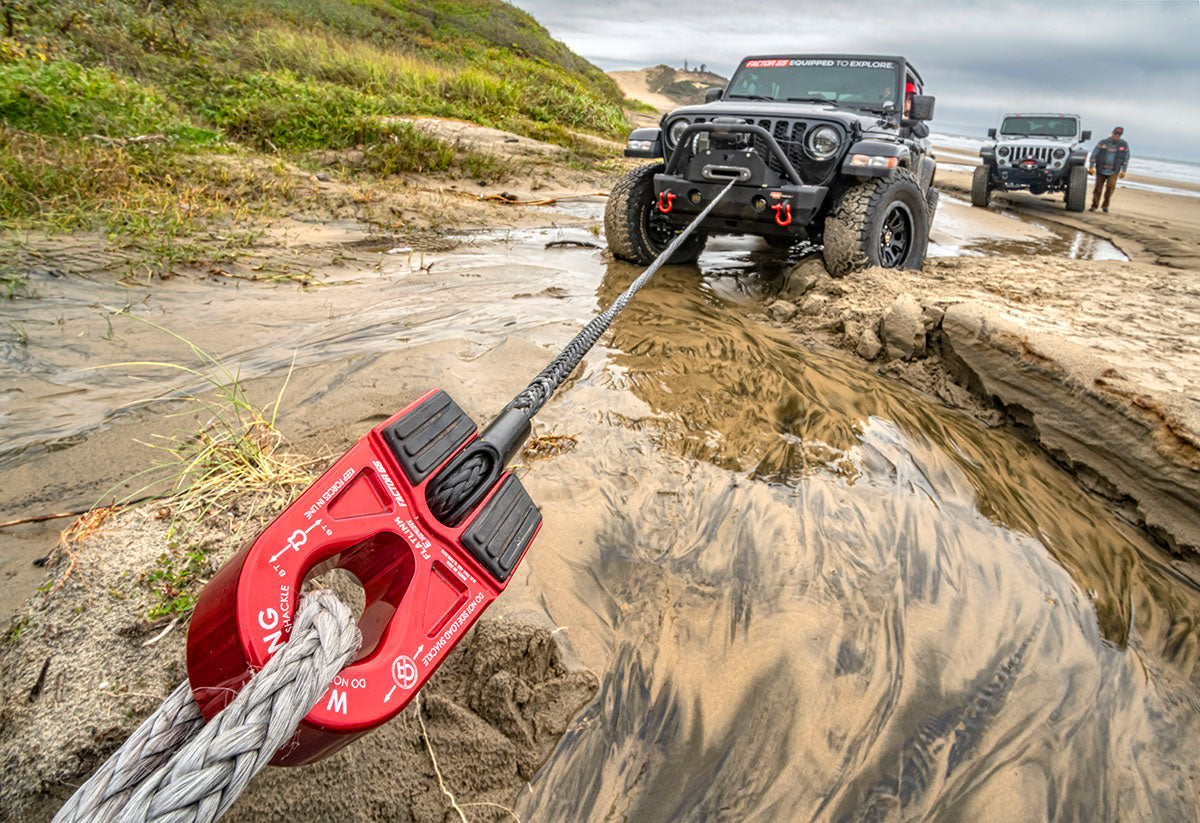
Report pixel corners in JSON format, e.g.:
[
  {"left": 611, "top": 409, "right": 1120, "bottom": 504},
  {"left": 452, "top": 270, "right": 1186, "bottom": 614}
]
[
  {"left": 908, "top": 94, "right": 935, "bottom": 121},
  {"left": 987, "top": 128, "right": 997, "bottom": 139},
  {"left": 705, "top": 88, "right": 723, "bottom": 104},
  {"left": 1081, "top": 130, "right": 1092, "bottom": 141}
]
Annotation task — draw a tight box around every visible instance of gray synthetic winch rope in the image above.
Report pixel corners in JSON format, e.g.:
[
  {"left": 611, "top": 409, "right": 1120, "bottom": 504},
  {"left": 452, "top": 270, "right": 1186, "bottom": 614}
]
[{"left": 54, "top": 590, "right": 361, "bottom": 823}]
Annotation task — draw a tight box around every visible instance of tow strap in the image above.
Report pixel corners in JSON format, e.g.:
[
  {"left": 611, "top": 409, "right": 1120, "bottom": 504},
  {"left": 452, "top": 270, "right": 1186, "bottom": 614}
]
[{"left": 185, "top": 178, "right": 737, "bottom": 765}]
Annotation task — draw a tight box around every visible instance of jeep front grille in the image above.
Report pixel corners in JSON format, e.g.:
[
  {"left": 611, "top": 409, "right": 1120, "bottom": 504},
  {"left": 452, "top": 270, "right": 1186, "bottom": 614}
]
[
  {"left": 683, "top": 116, "right": 840, "bottom": 185},
  {"left": 1008, "top": 146, "right": 1052, "bottom": 163}
]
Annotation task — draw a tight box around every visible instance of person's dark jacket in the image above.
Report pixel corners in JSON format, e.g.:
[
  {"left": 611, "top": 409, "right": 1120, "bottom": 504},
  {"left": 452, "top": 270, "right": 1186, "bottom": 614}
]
[{"left": 1090, "top": 138, "right": 1130, "bottom": 176}]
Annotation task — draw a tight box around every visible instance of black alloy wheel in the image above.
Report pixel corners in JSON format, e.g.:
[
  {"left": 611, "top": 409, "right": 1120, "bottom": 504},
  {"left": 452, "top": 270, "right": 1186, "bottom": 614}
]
[
  {"left": 645, "top": 204, "right": 678, "bottom": 251},
  {"left": 878, "top": 202, "right": 914, "bottom": 268}
]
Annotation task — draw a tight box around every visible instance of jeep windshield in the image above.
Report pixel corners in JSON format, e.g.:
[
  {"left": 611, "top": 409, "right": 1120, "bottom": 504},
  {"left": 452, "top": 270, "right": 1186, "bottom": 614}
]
[
  {"left": 726, "top": 58, "right": 900, "bottom": 112},
  {"left": 1000, "top": 116, "right": 1078, "bottom": 138}
]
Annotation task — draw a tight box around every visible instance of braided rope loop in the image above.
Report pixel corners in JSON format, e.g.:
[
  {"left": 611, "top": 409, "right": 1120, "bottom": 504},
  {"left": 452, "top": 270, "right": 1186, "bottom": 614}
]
[{"left": 55, "top": 591, "right": 361, "bottom": 823}]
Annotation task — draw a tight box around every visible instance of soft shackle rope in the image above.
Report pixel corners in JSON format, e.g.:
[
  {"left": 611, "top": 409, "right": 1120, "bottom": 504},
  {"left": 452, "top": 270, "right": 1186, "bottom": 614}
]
[{"left": 54, "top": 591, "right": 361, "bottom": 823}]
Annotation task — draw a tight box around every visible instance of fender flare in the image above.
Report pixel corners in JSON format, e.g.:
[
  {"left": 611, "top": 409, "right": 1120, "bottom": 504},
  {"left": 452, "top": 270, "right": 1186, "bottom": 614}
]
[
  {"left": 624, "top": 127, "right": 663, "bottom": 159},
  {"left": 841, "top": 140, "right": 911, "bottom": 178}
]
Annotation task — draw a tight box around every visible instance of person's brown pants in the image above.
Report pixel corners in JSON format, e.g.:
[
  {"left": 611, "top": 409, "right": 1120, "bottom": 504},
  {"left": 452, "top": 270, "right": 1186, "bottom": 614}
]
[{"left": 1092, "top": 172, "right": 1118, "bottom": 209}]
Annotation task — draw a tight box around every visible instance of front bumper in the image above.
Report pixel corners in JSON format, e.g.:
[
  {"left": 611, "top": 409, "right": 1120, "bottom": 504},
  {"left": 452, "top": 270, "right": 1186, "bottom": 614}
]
[
  {"left": 653, "top": 174, "right": 827, "bottom": 236},
  {"left": 995, "top": 162, "right": 1066, "bottom": 189},
  {"left": 655, "top": 123, "right": 828, "bottom": 236}
]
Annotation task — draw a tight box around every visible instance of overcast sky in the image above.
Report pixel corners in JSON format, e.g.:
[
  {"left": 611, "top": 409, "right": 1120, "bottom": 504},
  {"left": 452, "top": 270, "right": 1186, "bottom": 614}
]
[{"left": 510, "top": 0, "right": 1200, "bottom": 161}]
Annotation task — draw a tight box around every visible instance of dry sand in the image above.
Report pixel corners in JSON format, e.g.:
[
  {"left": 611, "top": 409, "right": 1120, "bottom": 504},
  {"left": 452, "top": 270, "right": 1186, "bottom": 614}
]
[{"left": 608, "top": 69, "right": 679, "bottom": 114}]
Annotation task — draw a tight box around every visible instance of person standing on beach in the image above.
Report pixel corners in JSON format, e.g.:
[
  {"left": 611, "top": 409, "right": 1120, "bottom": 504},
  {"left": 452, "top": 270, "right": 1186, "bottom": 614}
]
[{"left": 1089, "top": 126, "right": 1130, "bottom": 212}]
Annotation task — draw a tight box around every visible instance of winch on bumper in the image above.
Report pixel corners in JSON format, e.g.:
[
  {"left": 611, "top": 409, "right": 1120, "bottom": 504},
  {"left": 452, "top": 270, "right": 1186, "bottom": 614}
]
[{"left": 653, "top": 123, "right": 827, "bottom": 238}]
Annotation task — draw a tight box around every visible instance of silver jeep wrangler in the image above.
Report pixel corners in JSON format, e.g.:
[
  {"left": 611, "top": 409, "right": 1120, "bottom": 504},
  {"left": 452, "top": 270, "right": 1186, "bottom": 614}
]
[{"left": 972, "top": 113, "right": 1091, "bottom": 212}]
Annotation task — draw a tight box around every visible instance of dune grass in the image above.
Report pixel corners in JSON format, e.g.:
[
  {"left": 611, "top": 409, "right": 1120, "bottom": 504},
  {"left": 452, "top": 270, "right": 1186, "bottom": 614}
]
[
  {"left": 114, "top": 322, "right": 315, "bottom": 537},
  {"left": 0, "top": 0, "right": 629, "bottom": 272}
]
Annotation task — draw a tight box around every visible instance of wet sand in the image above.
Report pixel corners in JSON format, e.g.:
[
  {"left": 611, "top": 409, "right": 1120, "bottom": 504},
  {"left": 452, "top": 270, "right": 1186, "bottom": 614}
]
[
  {"left": 933, "top": 151, "right": 1200, "bottom": 270},
  {"left": 3, "top": 112, "right": 1200, "bottom": 819},
  {"left": 3, "top": 209, "right": 1200, "bottom": 820}
]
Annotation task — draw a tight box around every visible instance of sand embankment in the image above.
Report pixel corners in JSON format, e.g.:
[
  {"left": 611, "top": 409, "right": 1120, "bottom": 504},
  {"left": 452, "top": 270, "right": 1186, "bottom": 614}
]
[
  {"left": 769, "top": 168, "right": 1200, "bottom": 554},
  {"left": 608, "top": 69, "right": 678, "bottom": 113}
]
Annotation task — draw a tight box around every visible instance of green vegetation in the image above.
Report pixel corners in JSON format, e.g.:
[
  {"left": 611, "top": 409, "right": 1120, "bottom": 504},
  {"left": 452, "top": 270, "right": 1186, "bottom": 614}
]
[
  {"left": 143, "top": 542, "right": 213, "bottom": 619},
  {"left": 3, "top": 0, "right": 626, "bottom": 146},
  {"left": 6, "top": 615, "right": 30, "bottom": 642},
  {"left": 1, "top": 262, "right": 34, "bottom": 299},
  {"left": 0, "top": 59, "right": 192, "bottom": 138},
  {"left": 0, "top": 0, "right": 629, "bottom": 272},
  {"left": 625, "top": 98, "right": 658, "bottom": 114}
]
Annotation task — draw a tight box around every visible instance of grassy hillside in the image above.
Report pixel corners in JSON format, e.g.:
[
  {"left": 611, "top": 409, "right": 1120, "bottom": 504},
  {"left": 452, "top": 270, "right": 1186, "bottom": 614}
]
[{"left": 0, "top": 0, "right": 629, "bottom": 271}]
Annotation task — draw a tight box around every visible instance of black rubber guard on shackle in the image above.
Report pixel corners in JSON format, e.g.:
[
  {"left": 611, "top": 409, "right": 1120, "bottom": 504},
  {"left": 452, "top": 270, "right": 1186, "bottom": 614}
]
[{"left": 425, "top": 178, "right": 737, "bottom": 526}]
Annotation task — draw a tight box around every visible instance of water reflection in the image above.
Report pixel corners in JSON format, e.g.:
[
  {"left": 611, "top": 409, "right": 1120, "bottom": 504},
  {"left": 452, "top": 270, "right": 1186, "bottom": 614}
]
[{"left": 512, "top": 252, "right": 1200, "bottom": 821}]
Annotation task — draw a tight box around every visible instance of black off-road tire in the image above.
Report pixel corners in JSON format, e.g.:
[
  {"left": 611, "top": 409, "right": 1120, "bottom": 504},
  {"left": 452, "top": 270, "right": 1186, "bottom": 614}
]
[
  {"left": 971, "top": 165, "right": 991, "bottom": 208},
  {"left": 604, "top": 162, "right": 707, "bottom": 265},
  {"left": 1065, "top": 164, "right": 1087, "bottom": 212},
  {"left": 925, "top": 186, "right": 940, "bottom": 229},
  {"left": 821, "top": 168, "right": 930, "bottom": 278}
]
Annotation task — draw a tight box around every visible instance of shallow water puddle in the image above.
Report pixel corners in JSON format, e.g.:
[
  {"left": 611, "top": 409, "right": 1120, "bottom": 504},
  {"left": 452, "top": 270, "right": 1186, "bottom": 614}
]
[
  {"left": 506, "top": 252, "right": 1198, "bottom": 821},
  {"left": 930, "top": 194, "right": 1127, "bottom": 260}
]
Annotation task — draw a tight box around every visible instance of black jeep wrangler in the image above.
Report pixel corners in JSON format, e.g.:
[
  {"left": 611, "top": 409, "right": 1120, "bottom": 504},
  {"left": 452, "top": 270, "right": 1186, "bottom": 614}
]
[{"left": 605, "top": 55, "right": 938, "bottom": 277}]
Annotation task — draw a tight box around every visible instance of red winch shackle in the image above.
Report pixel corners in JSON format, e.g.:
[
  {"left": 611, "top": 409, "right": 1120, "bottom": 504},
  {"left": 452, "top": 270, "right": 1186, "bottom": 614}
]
[
  {"left": 187, "top": 389, "right": 535, "bottom": 765},
  {"left": 185, "top": 178, "right": 737, "bottom": 766}
]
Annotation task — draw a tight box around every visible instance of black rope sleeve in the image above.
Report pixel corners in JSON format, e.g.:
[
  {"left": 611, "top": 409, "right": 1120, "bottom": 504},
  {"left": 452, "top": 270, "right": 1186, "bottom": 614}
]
[{"left": 510, "top": 178, "right": 736, "bottom": 417}]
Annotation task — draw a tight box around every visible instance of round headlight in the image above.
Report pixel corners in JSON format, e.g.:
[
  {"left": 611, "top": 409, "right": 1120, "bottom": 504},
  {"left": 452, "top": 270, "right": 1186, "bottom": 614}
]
[
  {"left": 806, "top": 125, "right": 841, "bottom": 160},
  {"left": 668, "top": 119, "right": 690, "bottom": 147},
  {"left": 1053, "top": 148, "right": 1067, "bottom": 159},
  {"left": 998, "top": 146, "right": 1010, "bottom": 157}
]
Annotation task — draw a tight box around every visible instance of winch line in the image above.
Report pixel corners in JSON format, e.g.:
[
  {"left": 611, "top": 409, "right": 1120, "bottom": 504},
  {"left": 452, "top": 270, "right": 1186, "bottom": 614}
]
[
  {"left": 54, "top": 179, "right": 733, "bottom": 823},
  {"left": 425, "top": 178, "right": 735, "bottom": 522},
  {"left": 512, "top": 177, "right": 736, "bottom": 417}
]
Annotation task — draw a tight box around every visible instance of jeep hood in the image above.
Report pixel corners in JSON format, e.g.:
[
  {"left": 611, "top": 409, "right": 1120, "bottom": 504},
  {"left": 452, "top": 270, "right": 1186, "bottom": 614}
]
[
  {"left": 997, "top": 134, "right": 1077, "bottom": 143},
  {"left": 663, "top": 100, "right": 886, "bottom": 131}
]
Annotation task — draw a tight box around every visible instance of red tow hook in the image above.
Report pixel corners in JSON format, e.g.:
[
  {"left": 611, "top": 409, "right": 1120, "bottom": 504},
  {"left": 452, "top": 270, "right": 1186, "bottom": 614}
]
[
  {"left": 657, "top": 191, "right": 676, "bottom": 214},
  {"left": 772, "top": 202, "right": 792, "bottom": 227}
]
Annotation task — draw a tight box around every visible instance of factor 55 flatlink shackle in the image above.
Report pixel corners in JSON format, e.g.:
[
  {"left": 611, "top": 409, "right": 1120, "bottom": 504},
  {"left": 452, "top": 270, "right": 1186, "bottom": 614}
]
[{"left": 186, "top": 179, "right": 736, "bottom": 765}]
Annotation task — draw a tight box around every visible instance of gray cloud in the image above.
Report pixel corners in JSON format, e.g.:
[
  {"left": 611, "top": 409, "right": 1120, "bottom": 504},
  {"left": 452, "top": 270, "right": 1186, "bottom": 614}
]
[{"left": 512, "top": 0, "right": 1200, "bottom": 159}]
